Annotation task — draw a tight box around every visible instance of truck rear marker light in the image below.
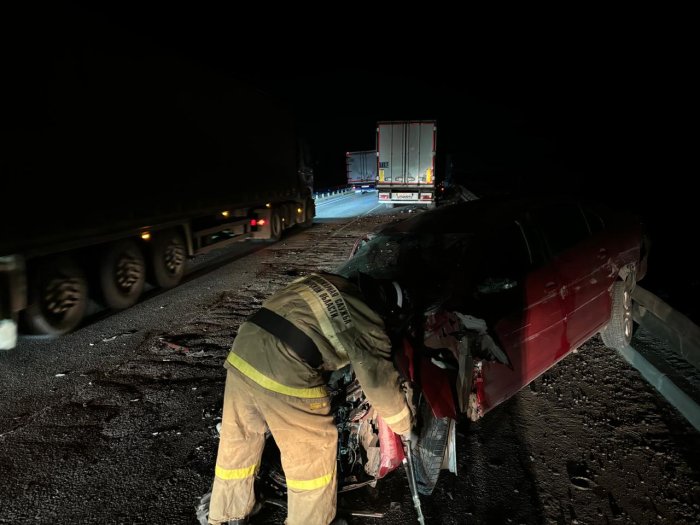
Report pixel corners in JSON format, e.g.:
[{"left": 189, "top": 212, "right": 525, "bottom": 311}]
[
  {"left": 266, "top": 203, "right": 271, "bottom": 208},
  {"left": 221, "top": 211, "right": 230, "bottom": 218},
  {"left": 297, "top": 208, "right": 302, "bottom": 214},
  {"left": 141, "top": 232, "right": 151, "bottom": 241},
  {"left": 250, "top": 219, "right": 257, "bottom": 226}
]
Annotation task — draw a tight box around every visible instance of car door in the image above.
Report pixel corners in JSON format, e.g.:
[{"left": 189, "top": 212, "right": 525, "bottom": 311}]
[
  {"left": 528, "top": 202, "right": 611, "bottom": 352},
  {"left": 472, "top": 219, "right": 567, "bottom": 412}
]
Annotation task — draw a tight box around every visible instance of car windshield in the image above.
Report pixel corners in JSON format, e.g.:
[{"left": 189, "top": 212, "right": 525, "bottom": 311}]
[
  {"left": 334, "top": 199, "right": 541, "bottom": 313},
  {"left": 336, "top": 231, "right": 476, "bottom": 285}
]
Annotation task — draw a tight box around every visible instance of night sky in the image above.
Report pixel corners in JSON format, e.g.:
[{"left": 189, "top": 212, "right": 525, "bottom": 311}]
[
  {"left": 6, "top": 4, "right": 696, "bottom": 316},
  {"left": 12, "top": 5, "right": 689, "bottom": 190},
  {"left": 48, "top": 5, "right": 688, "bottom": 197}
]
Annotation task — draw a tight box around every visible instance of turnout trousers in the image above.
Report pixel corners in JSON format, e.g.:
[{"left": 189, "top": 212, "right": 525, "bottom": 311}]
[{"left": 209, "top": 367, "right": 337, "bottom": 525}]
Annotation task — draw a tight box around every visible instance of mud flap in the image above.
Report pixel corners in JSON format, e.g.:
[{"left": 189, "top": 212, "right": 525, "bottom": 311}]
[
  {"left": 0, "top": 255, "right": 24, "bottom": 350},
  {"left": 0, "top": 319, "right": 17, "bottom": 350},
  {"left": 251, "top": 207, "right": 272, "bottom": 240}
]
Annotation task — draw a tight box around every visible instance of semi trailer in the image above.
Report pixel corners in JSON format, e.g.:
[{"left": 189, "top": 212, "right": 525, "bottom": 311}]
[
  {"left": 0, "top": 13, "right": 314, "bottom": 349},
  {"left": 376, "top": 121, "right": 436, "bottom": 207},
  {"left": 346, "top": 150, "right": 377, "bottom": 192}
]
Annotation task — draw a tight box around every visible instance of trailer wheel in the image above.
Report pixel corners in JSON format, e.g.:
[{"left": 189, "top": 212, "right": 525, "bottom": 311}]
[
  {"left": 22, "top": 256, "right": 88, "bottom": 336},
  {"left": 149, "top": 229, "right": 186, "bottom": 289},
  {"left": 301, "top": 198, "right": 315, "bottom": 228},
  {"left": 98, "top": 240, "right": 146, "bottom": 310},
  {"left": 600, "top": 279, "right": 634, "bottom": 350},
  {"left": 269, "top": 209, "right": 283, "bottom": 242}
]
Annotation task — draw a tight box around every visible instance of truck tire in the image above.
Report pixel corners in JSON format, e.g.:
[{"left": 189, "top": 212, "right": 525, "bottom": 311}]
[
  {"left": 300, "top": 198, "right": 315, "bottom": 228},
  {"left": 22, "top": 256, "right": 88, "bottom": 336},
  {"left": 412, "top": 397, "right": 450, "bottom": 495},
  {"left": 269, "top": 209, "right": 283, "bottom": 242},
  {"left": 98, "top": 240, "right": 146, "bottom": 310},
  {"left": 600, "top": 280, "right": 634, "bottom": 350},
  {"left": 149, "top": 229, "right": 186, "bottom": 289}
]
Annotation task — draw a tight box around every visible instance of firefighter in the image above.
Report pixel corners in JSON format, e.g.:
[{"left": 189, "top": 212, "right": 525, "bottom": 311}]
[{"left": 208, "top": 272, "right": 413, "bottom": 525}]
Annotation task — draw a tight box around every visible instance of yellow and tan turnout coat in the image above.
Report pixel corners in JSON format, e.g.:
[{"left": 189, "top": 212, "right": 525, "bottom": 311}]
[{"left": 209, "top": 272, "right": 411, "bottom": 525}]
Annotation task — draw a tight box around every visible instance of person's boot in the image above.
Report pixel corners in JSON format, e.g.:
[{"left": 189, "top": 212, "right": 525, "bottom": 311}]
[{"left": 225, "top": 501, "right": 262, "bottom": 524}]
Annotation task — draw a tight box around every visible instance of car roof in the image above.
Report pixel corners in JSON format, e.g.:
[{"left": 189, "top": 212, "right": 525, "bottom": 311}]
[{"left": 380, "top": 197, "right": 539, "bottom": 235}]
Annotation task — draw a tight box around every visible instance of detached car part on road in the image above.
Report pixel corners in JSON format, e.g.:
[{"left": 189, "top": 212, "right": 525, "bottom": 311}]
[{"left": 334, "top": 196, "right": 649, "bottom": 493}]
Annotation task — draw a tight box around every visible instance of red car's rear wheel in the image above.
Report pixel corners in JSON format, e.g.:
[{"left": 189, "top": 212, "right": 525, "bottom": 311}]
[{"left": 600, "top": 280, "right": 634, "bottom": 350}]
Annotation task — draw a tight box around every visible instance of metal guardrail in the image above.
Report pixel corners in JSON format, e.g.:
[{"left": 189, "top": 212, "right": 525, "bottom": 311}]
[
  {"left": 632, "top": 286, "right": 700, "bottom": 371},
  {"left": 627, "top": 285, "right": 700, "bottom": 432},
  {"left": 617, "top": 345, "right": 700, "bottom": 431},
  {"left": 313, "top": 186, "right": 353, "bottom": 202}
]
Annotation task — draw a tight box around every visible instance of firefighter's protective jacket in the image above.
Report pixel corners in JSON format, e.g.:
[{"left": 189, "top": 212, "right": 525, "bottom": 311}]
[{"left": 225, "top": 272, "right": 412, "bottom": 436}]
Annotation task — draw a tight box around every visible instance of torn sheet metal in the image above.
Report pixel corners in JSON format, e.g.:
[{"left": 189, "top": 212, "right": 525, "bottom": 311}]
[{"left": 454, "top": 312, "right": 510, "bottom": 366}]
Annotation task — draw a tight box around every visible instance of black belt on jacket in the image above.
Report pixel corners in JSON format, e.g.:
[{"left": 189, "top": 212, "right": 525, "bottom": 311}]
[{"left": 247, "top": 307, "right": 323, "bottom": 369}]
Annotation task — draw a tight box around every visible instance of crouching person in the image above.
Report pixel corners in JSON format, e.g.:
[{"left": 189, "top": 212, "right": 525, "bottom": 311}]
[{"left": 208, "top": 272, "right": 413, "bottom": 525}]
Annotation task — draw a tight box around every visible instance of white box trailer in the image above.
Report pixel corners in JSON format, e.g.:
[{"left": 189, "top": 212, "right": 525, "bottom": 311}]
[
  {"left": 346, "top": 150, "right": 377, "bottom": 191},
  {"left": 376, "top": 120, "right": 436, "bottom": 207}
]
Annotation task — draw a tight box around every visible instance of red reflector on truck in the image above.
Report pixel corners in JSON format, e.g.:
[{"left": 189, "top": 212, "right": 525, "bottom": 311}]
[{"left": 250, "top": 219, "right": 257, "bottom": 226}]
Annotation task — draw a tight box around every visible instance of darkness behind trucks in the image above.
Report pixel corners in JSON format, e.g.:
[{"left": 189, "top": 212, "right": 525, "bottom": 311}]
[{"left": 1, "top": 8, "right": 315, "bottom": 346}]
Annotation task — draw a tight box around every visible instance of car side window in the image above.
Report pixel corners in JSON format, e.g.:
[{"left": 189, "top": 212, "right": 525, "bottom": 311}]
[
  {"left": 529, "top": 204, "right": 591, "bottom": 256},
  {"left": 582, "top": 206, "right": 606, "bottom": 234},
  {"left": 476, "top": 221, "right": 532, "bottom": 290},
  {"left": 467, "top": 221, "right": 532, "bottom": 320}
]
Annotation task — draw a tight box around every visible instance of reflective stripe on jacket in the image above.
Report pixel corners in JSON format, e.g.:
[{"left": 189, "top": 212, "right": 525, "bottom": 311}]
[{"left": 226, "top": 273, "right": 412, "bottom": 435}]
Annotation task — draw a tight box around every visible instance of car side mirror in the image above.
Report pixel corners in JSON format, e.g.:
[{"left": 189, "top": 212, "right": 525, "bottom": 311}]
[{"left": 477, "top": 277, "right": 518, "bottom": 295}]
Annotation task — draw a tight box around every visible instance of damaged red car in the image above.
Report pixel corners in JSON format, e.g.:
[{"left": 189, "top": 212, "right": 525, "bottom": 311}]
[{"left": 332, "top": 196, "right": 649, "bottom": 494}]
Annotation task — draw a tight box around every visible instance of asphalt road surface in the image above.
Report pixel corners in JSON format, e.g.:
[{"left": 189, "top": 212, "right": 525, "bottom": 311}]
[{"left": 1, "top": 204, "right": 698, "bottom": 524}]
